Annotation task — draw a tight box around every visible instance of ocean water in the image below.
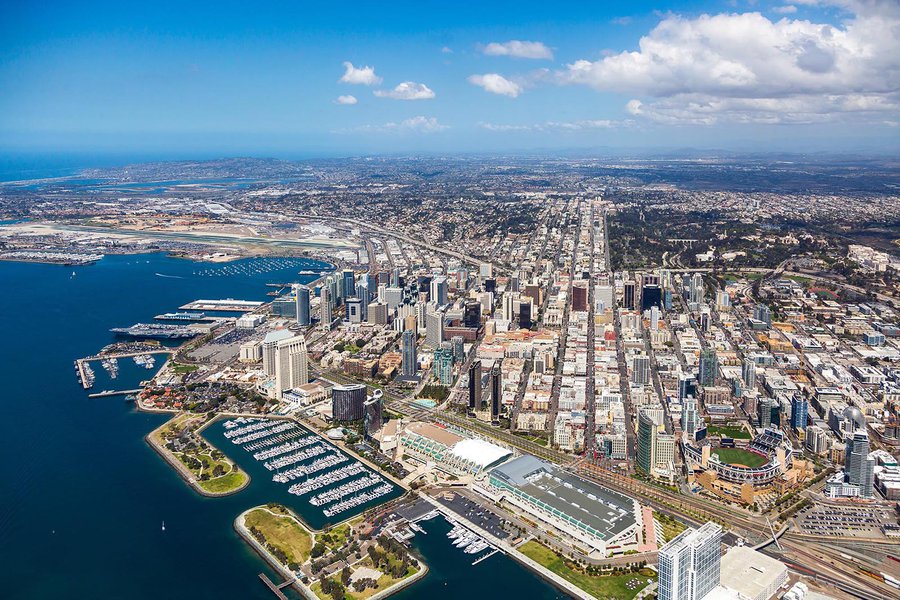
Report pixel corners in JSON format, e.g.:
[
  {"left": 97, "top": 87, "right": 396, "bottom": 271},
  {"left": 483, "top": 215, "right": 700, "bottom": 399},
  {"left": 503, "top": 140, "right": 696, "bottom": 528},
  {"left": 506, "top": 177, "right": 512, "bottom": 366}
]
[{"left": 0, "top": 253, "right": 569, "bottom": 599}]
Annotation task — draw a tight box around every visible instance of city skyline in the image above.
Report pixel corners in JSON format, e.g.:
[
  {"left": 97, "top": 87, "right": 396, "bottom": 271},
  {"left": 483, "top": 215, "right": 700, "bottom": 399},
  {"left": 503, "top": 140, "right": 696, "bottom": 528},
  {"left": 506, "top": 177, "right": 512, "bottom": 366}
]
[{"left": 2, "top": 0, "right": 899, "bottom": 157}]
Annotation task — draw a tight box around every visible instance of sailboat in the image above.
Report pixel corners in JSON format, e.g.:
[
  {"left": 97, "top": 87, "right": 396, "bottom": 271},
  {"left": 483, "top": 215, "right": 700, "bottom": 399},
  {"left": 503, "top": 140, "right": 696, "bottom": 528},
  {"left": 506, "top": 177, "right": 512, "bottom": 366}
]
[{"left": 161, "top": 521, "right": 166, "bottom": 532}]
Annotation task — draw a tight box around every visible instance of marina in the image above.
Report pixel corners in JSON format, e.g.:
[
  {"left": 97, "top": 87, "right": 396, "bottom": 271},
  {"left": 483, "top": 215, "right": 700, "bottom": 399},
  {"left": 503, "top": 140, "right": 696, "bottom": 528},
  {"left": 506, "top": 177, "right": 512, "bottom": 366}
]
[{"left": 205, "top": 417, "right": 402, "bottom": 528}]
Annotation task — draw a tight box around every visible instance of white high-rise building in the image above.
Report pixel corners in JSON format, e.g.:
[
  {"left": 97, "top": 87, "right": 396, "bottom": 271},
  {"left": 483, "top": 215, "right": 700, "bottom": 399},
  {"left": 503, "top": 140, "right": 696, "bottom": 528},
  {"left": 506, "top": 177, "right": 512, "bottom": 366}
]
[
  {"left": 274, "top": 335, "right": 309, "bottom": 400},
  {"left": 425, "top": 306, "right": 444, "bottom": 349},
  {"left": 262, "top": 329, "right": 294, "bottom": 376},
  {"left": 658, "top": 522, "right": 722, "bottom": 600}
]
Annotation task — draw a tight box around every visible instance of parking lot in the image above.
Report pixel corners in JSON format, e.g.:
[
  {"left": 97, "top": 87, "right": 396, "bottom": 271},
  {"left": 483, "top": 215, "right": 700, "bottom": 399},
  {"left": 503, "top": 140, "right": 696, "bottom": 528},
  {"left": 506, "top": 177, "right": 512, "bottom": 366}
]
[
  {"left": 796, "top": 504, "right": 897, "bottom": 537},
  {"left": 436, "top": 491, "right": 509, "bottom": 540}
]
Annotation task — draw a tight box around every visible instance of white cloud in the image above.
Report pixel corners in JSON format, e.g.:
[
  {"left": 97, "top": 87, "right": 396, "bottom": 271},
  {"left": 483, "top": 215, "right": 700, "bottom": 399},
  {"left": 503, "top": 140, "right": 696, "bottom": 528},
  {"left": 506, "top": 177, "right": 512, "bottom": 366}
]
[
  {"left": 559, "top": 5, "right": 900, "bottom": 125},
  {"left": 339, "top": 62, "right": 382, "bottom": 85},
  {"left": 772, "top": 5, "right": 798, "bottom": 13},
  {"left": 373, "top": 81, "right": 436, "bottom": 100},
  {"left": 483, "top": 40, "right": 553, "bottom": 60},
  {"left": 480, "top": 119, "right": 627, "bottom": 132},
  {"left": 441, "top": 46, "right": 453, "bottom": 54},
  {"left": 467, "top": 73, "right": 523, "bottom": 97},
  {"left": 337, "top": 116, "right": 448, "bottom": 134},
  {"left": 611, "top": 16, "right": 633, "bottom": 25},
  {"left": 335, "top": 95, "right": 358, "bottom": 105}
]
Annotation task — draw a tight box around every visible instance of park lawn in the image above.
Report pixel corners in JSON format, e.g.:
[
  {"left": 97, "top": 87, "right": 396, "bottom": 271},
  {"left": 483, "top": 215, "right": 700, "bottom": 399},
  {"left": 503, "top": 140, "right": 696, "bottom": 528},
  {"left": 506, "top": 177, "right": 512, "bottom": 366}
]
[
  {"left": 245, "top": 508, "right": 313, "bottom": 565},
  {"left": 707, "top": 425, "right": 752, "bottom": 440},
  {"left": 200, "top": 470, "right": 247, "bottom": 494},
  {"left": 712, "top": 448, "right": 768, "bottom": 468},
  {"left": 519, "top": 540, "right": 655, "bottom": 600},
  {"left": 311, "top": 557, "right": 418, "bottom": 600},
  {"left": 320, "top": 522, "right": 351, "bottom": 550},
  {"left": 171, "top": 363, "right": 199, "bottom": 374}
]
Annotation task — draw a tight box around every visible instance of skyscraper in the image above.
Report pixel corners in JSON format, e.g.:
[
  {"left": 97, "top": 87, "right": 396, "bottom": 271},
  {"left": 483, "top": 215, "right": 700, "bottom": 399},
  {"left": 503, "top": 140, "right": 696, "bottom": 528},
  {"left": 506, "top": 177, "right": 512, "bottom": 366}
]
[
  {"left": 637, "top": 410, "right": 658, "bottom": 474},
  {"left": 430, "top": 275, "right": 448, "bottom": 306},
  {"left": 332, "top": 383, "right": 367, "bottom": 421},
  {"left": 433, "top": 343, "right": 454, "bottom": 385},
  {"left": 699, "top": 349, "right": 718, "bottom": 387},
  {"left": 320, "top": 287, "right": 333, "bottom": 330},
  {"left": 363, "top": 389, "right": 383, "bottom": 437},
  {"left": 741, "top": 357, "right": 757, "bottom": 390},
  {"left": 678, "top": 374, "right": 698, "bottom": 403},
  {"left": 623, "top": 280, "right": 636, "bottom": 310},
  {"left": 464, "top": 300, "right": 482, "bottom": 328},
  {"left": 641, "top": 284, "right": 662, "bottom": 311},
  {"left": 401, "top": 329, "right": 417, "bottom": 378},
  {"left": 681, "top": 396, "right": 700, "bottom": 438},
  {"left": 341, "top": 269, "right": 355, "bottom": 300},
  {"left": 262, "top": 329, "right": 293, "bottom": 376},
  {"left": 688, "top": 273, "right": 705, "bottom": 305},
  {"left": 345, "top": 297, "right": 363, "bottom": 323},
  {"left": 425, "top": 306, "right": 444, "bottom": 348},
  {"left": 295, "top": 284, "right": 311, "bottom": 326},
  {"left": 845, "top": 429, "right": 875, "bottom": 498},
  {"left": 490, "top": 361, "right": 502, "bottom": 424},
  {"left": 658, "top": 522, "right": 722, "bottom": 600},
  {"left": 632, "top": 355, "right": 651, "bottom": 385},
  {"left": 468, "top": 359, "right": 482, "bottom": 412},
  {"left": 274, "top": 334, "right": 308, "bottom": 400},
  {"left": 753, "top": 303, "right": 772, "bottom": 326},
  {"left": 790, "top": 396, "right": 809, "bottom": 431}
]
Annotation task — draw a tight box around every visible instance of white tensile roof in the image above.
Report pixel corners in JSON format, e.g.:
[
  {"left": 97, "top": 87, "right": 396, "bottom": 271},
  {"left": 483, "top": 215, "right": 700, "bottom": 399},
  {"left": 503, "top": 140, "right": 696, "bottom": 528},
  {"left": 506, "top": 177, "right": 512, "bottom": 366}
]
[{"left": 449, "top": 438, "right": 511, "bottom": 469}]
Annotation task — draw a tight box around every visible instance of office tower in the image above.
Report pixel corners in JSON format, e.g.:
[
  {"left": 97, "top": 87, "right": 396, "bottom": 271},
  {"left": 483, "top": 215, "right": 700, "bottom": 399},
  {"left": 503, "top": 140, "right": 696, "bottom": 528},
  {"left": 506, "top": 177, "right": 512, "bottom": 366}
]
[
  {"left": 632, "top": 355, "right": 651, "bottom": 385},
  {"left": 641, "top": 284, "right": 662, "bottom": 311},
  {"left": 433, "top": 343, "right": 454, "bottom": 386},
  {"left": 464, "top": 300, "right": 482, "bottom": 328},
  {"left": 390, "top": 267, "right": 401, "bottom": 288},
  {"left": 688, "top": 273, "right": 705, "bottom": 305},
  {"left": 805, "top": 425, "right": 828, "bottom": 454},
  {"left": 271, "top": 296, "right": 297, "bottom": 318},
  {"left": 363, "top": 390, "right": 384, "bottom": 437},
  {"left": 682, "top": 397, "right": 700, "bottom": 438},
  {"left": 425, "top": 307, "right": 444, "bottom": 348},
  {"left": 274, "top": 335, "right": 308, "bottom": 400},
  {"left": 523, "top": 283, "right": 542, "bottom": 306},
  {"left": 790, "top": 396, "right": 809, "bottom": 431},
  {"left": 332, "top": 383, "right": 367, "bottom": 421},
  {"left": 758, "top": 398, "right": 774, "bottom": 428},
  {"left": 367, "top": 301, "right": 388, "bottom": 325},
  {"left": 715, "top": 290, "right": 730, "bottom": 310},
  {"left": 664, "top": 289, "right": 673, "bottom": 310},
  {"left": 649, "top": 305, "right": 660, "bottom": 331},
  {"left": 623, "top": 280, "right": 636, "bottom": 310},
  {"left": 699, "top": 349, "right": 718, "bottom": 387},
  {"left": 519, "top": 300, "right": 532, "bottom": 330},
  {"left": 468, "top": 359, "right": 482, "bottom": 412},
  {"left": 345, "top": 297, "right": 363, "bottom": 323},
  {"left": 490, "top": 361, "right": 502, "bottom": 423},
  {"left": 376, "top": 270, "right": 390, "bottom": 287},
  {"left": 572, "top": 283, "right": 588, "bottom": 311},
  {"left": 383, "top": 286, "right": 403, "bottom": 310},
  {"left": 509, "top": 273, "right": 520, "bottom": 293},
  {"left": 596, "top": 284, "right": 614, "bottom": 311},
  {"left": 430, "top": 276, "right": 448, "bottom": 306},
  {"left": 502, "top": 292, "right": 520, "bottom": 322},
  {"left": 753, "top": 303, "right": 772, "bottom": 326},
  {"left": 341, "top": 269, "right": 355, "bottom": 300},
  {"left": 479, "top": 262, "right": 493, "bottom": 279},
  {"left": 741, "top": 357, "right": 757, "bottom": 390},
  {"left": 658, "top": 522, "right": 722, "bottom": 600},
  {"left": 451, "top": 336, "right": 465, "bottom": 363},
  {"left": 403, "top": 313, "right": 417, "bottom": 335},
  {"left": 845, "top": 430, "right": 875, "bottom": 498},
  {"left": 294, "top": 285, "right": 311, "bottom": 326},
  {"left": 401, "top": 329, "right": 417, "bottom": 377},
  {"left": 678, "top": 375, "right": 698, "bottom": 403},
  {"left": 637, "top": 410, "right": 658, "bottom": 474},
  {"left": 484, "top": 278, "right": 496, "bottom": 293},
  {"left": 320, "top": 287, "right": 333, "bottom": 330},
  {"left": 262, "top": 329, "right": 293, "bottom": 376}
]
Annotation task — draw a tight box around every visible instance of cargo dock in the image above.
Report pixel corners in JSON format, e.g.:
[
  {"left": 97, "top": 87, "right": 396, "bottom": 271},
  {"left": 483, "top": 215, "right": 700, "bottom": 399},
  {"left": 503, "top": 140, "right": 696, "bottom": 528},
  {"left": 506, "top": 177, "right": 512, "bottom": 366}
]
[{"left": 178, "top": 299, "right": 264, "bottom": 312}]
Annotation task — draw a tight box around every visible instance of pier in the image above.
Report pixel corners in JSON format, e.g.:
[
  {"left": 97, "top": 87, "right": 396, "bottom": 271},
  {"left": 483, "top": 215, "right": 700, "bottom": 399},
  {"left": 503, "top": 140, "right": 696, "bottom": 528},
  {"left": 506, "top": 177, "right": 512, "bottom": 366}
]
[
  {"left": 179, "top": 299, "right": 263, "bottom": 312},
  {"left": 258, "top": 573, "right": 293, "bottom": 600},
  {"left": 88, "top": 388, "right": 143, "bottom": 398},
  {"left": 75, "top": 350, "right": 172, "bottom": 389}
]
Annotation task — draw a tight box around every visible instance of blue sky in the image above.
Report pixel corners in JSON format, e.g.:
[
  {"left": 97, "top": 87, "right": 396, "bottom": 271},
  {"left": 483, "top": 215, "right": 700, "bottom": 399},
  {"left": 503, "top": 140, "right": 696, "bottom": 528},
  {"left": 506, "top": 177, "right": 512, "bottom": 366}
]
[{"left": 1, "top": 0, "right": 898, "bottom": 157}]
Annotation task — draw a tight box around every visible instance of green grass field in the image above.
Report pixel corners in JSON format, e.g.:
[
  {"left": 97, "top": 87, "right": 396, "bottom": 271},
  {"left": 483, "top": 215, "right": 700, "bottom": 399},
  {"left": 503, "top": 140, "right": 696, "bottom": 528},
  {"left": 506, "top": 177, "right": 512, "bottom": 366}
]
[
  {"left": 245, "top": 507, "right": 312, "bottom": 565},
  {"left": 200, "top": 470, "right": 247, "bottom": 493},
  {"left": 712, "top": 447, "right": 767, "bottom": 468},
  {"left": 519, "top": 541, "right": 655, "bottom": 600}
]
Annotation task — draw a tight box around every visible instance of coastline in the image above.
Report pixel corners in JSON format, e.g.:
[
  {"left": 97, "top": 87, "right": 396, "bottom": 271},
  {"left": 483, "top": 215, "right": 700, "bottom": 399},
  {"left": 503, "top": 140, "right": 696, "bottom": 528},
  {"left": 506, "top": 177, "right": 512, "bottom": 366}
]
[{"left": 145, "top": 414, "right": 251, "bottom": 498}]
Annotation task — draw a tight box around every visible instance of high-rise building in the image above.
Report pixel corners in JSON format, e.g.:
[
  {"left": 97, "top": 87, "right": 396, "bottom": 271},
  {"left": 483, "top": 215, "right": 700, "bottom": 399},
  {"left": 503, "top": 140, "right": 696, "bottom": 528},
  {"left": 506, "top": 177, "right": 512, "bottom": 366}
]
[
  {"left": 845, "top": 429, "right": 875, "bottom": 498},
  {"left": 430, "top": 276, "right": 448, "bottom": 306},
  {"left": 425, "top": 307, "right": 444, "bottom": 348},
  {"left": 464, "top": 300, "right": 482, "bottom": 328},
  {"left": 332, "top": 383, "right": 367, "bottom": 422},
  {"left": 658, "top": 522, "right": 722, "bottom": 600},
  {"left": 572, "top": 283, "right": 588, "bottom": 311},
  {"left": 699, "top": 349, "right": 718, "bottom": 387},
  {"left": 401, "top": 329, "right": 417, "bottom": 378},
  {"left": 623, "top": 280, "right": 636, "bottom": 310},
  {"left": 753, "top": 303, "right": 772, "bottom": 326},
  {"left": 490, "top": 361, "right": 502, "bottom": 423},
  {"left": 741, "top": 357, "right": 757, "bottom": 390},
  {"left": 320, "top": 287, "right": 333, "bottom": 330},
  {"left": 641, "top": 284, "right": 662, "bottom": 311},
  {"left": 295, "top": 285, "right": 311, "bottom": 326},
  {"left": 451, "top": 336, "right": 465, "bottom": 363},
  {"left": 367, "top": 301, "right": 388, "bottom": 325},
  {"left": 262, "top": 329, "right": 294, "bottom": 376},
  {"left": 682, "top": 397, "right": 700, "bottom": 438},
  {"left": 363, "top": 389, "right": 383, "bottom": 437},
  {"left": 790, "top": 396, "right": 809, "bottom": 431},
  {"left": 433, "top": 343, "right": 454, "bottom": 386},
  {"left": 341, "top": 269, "right": 355, "bottom": 300},
  {"left": 637, "top": 410, "right": 658, "bottom": 474},
  {"left": 345, "top": 297, "right": 363, "bottom": 323},
  {"left": 468, "top": 359, "right": 482, "bottom": 412},
  {"left": 518, "top": 300, "right": 532, "bottom": 330},
  {"left": 390, "top": 267, "right": 401, "bottom": 288},
  {"left": 274, "top": 335, "right": 308, "bottom": 400},
  {"left": 678, "top": 375, "right": 698, "bottom": 403},
  {"left": 502, "top": 292, "right": 520, "bottom": 322},
  {"left": 688, "top": 273, "right": 705, "bottom": 305},
  {"left": 632, "top": 355, "right": 651, "bottom": 385},
  {"left": 649, "top": 305, "right": 660, "bottom": 331}
]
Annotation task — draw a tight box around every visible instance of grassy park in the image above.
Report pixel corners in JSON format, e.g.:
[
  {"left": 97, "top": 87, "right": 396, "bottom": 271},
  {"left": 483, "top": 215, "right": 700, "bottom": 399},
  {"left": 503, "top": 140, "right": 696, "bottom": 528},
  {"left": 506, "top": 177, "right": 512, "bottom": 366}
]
[{"left": 245, "top": 506, "right": 313, "bottom": 567}]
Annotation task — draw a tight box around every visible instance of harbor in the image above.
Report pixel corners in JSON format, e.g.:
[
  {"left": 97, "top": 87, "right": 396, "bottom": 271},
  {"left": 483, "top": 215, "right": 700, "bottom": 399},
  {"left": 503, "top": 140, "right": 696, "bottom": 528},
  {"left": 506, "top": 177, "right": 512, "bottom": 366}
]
[{"left": 179, "top": 299, "right": 264, "bottom": 312}]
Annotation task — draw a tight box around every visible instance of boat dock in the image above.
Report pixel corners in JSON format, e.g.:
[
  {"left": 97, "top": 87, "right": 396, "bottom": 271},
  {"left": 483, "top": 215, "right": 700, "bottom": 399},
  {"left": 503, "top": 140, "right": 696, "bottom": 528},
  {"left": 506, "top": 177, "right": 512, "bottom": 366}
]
[
  {"left": 75, "top": 350, "right": 172, "bottom": 389},
  {"left": 179, "top": 299, "right": 263, "bottom": 312},
  {"left": 88, "top": 388, "right": 143, "bottom": 398},
  {"left": 473, "top": 548, "right": 500, "bottom": 565},
  {"left": 258, "top": 573, "right": 293, "bottom": 600}
]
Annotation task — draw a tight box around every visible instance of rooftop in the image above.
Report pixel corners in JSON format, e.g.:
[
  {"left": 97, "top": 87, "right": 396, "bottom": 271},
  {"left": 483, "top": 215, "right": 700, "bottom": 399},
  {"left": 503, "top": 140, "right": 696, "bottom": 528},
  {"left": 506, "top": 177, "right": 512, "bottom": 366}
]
[{"left": 719, "top": 546, "right": 788, "bottom": 600}]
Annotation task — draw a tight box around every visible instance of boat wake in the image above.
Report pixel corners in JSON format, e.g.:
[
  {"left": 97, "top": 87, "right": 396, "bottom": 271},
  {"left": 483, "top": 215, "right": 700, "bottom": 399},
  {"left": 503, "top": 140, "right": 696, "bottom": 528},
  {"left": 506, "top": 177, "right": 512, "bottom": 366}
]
[{"left": 155, "top": 273, "right": 185, "bottom": 279}]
